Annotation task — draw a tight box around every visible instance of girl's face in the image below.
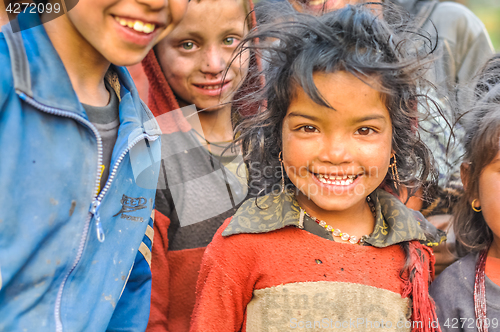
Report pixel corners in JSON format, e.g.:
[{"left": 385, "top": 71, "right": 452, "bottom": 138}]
[
  {"left": 282, "top": 71, "right": 393, "bottom": 216},
  {"left": 155, "top": 0, "right": 249, "bottom": 110},
  {"left": 475, "top": 152, "right": 500, "bottom": 257}
]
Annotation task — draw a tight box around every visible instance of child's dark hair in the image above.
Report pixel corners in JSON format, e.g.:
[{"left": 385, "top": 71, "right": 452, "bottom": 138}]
[
  {"left": 454, "top": 54, "right": 500, "bottom": 255},
  {"left": 232, "top": 2, "right": 437, "bottom": 198}
]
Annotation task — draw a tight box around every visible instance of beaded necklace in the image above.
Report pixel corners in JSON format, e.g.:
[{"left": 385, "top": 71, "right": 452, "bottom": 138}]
[
  {"left": 474, "top": 249, "right": 489, "bottom": 332},
  {"left": 298, "top": 196, "right": 375, "bottom": 245}
]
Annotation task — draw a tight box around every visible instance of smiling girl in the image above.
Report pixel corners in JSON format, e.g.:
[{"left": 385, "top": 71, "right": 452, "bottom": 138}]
[
  {"left": 141, "top": 0, "right": 260, "bottom": 331},
  {"left": 189, "top": 4, "right": 444, "bottom": 332}
]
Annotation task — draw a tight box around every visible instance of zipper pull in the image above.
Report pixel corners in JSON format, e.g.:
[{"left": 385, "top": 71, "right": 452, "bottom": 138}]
[{"left": 90, "top": 200, "right": 105, "bottom": 242}]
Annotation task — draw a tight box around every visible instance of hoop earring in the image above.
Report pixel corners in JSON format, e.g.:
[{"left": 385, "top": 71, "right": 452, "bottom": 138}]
[
  {"left": 389, "top": 154, "right": 400, "bottom": 189},
  {"left": 471, "top": 199, "right": 482, "bottom": 213},
  {"left": 279, "top": 151, "right": 285, "bottom": 194}
]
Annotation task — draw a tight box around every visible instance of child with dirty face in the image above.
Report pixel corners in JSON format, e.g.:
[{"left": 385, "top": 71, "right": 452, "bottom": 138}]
[
  {"left": 189, "top": 4, "right": 445, "bottom": 332},
  {"left": 141, "top": 0, "right": 260, "bottom": 331},
  {"left": 0, "top": 0, "right": 187, "bottom": 330}
]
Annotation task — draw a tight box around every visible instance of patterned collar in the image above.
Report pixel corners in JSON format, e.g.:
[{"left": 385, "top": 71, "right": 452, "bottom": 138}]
[{"left": 222, "top": 188, "right": 446, "bottom": 248}]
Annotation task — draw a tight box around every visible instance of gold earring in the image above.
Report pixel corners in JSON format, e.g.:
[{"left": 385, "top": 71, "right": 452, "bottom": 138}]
[
  {"left": 389, "top": 154, "right": 400, "bottom": 189},
  {"left": 279, "top": 151, "right": 285, "bottom": 194},
  {"left": 471, "top": 199, "right": 482, "bottom": 212}
]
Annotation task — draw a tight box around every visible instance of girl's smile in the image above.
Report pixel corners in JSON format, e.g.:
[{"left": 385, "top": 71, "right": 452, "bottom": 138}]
[
  {"left": 311, "top": 171, "right": 362, "bottom": 193},
  {"left": 282, "top": 71, "right": 393, "bottom": 222}
]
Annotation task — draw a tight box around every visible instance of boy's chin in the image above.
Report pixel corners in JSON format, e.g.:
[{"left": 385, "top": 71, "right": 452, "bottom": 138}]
[
  {"left": 104, "top": 49, "right": 151, "bottom": 67},
  {"left": 106, "top": 24, "right": 176, "bottom": 66}
]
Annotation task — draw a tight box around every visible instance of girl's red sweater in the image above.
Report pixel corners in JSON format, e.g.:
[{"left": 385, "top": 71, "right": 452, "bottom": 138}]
[{"left": 190, "top": 190, "right": 444, "bottom": 332}]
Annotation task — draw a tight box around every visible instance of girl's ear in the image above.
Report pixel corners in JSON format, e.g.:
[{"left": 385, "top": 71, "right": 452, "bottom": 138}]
[{"left": 460, "top": 162, "right": 471, "bottom": 193}]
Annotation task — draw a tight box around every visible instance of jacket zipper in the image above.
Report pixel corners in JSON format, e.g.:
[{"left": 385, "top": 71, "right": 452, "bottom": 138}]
[
  {"left": 90, "top": 133, "right": 159, "bottom": 243},
  {"left": 18, "top": 92, "right": 159, "bottom": 332}
]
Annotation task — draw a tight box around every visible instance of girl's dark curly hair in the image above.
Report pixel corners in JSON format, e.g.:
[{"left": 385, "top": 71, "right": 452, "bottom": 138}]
[
  {"left": 231, "top": 2, "right": 438, "bottom": 199},
  {"left": 454, "top": 54, "right": 500, "bottom": 256}
]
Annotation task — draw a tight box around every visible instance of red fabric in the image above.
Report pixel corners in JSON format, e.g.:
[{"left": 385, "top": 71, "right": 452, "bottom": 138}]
[
  {"left": 189, "top": 218, "right": 439, "bottom": 332},
  {"left": 485, "top": 255, "right": 500, "bottom": 286},
  {"left": 165, "top": 248, "right": 206, "bottom": 331},
  {"left": 142, "top": 50, "right": 180, "bottom": 118},
  {"left": 401, "top": 241, "right": 441, "bottom": 332},
  {"left": 148, "top": 210, "right": 207, "bottom": 332},
  {"left": 148, "top": 210, "right": 171, "bottom": 332}
]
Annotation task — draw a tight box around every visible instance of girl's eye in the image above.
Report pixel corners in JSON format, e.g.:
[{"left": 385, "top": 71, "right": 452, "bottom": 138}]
[
  {"left": 181, "top": 42, "right": 195, "bottom": 50},
  {"left": 300, "top": 125, "right": 318, "bottom": 133},
  {"left": 223, "top": 37, "right": 235, "bottom": 46},
  {"left": 356, "top": 127, "right": 374, "bottom": 136}
]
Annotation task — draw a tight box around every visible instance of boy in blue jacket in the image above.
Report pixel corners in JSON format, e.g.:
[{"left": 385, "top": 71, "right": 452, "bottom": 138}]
[{"left": 0, "top": 0, "right": 187, "bottom": 331}]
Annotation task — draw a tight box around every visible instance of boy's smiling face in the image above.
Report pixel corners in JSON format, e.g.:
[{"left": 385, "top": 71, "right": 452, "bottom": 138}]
[
  {"left": 281, "top": 71, "right": 393, "bottom": 218},
  {"left": 53, "top": 0, "right": 187, "bottom": 66},
  {"left": 154, "top": 0, "right": 250, "bottom": 110}
]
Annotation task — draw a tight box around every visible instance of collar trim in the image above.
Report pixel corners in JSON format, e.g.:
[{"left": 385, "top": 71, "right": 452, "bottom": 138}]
[{"left": 222, "top": 189, "right": 445, "bottom": 248}]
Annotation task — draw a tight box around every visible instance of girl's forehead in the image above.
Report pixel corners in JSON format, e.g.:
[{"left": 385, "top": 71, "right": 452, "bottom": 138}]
[{"left": 287, "top": 72, "right": 389, "bottom": 120}]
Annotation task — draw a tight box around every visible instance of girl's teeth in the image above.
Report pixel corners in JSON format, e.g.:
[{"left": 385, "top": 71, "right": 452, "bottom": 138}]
[
  {"left": 134, "top": 21, "right": 144, "bottom": 31},
  {"left": 115, "top": 16, "right": 155, "bottom": 34},
  {"left": 200, "top": 85, "right": 222, "bottom": 90},
  {"left": 316, "top": 174, "right": 355, "bottom": 186}
]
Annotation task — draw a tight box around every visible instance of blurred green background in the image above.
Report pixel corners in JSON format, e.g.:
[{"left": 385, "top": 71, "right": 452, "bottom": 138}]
[{"left": 454, "top": 0, "right": 500, "bottom": 51}]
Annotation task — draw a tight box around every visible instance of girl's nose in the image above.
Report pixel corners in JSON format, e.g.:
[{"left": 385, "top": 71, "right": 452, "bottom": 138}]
[
  {"left": 318, "top": 135, "right": 353, "bottom": 165},
  {"left": 201, "top": 46, "right": 226, "bottom": 77}
]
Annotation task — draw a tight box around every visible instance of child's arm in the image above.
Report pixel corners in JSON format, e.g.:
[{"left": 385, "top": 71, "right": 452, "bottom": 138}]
[
  {"left": 106, "top": 216, "right": 155, "bottom": 331},
  {"left": 189, "top": 223, "right": 255, "bottom": 332}
]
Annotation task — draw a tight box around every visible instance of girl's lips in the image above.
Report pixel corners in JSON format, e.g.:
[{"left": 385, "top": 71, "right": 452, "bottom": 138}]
[
  {"left": 192, "top": 81, "right": 232, "bottom": 97},
  {"left": 113, "top": 15, "right": 161, "bottom": 47},
  {"left": 311, "top": 172, "right": 363, "bottom": 194}
]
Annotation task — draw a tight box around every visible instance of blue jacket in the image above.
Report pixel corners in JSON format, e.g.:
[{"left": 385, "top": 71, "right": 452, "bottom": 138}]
[{"left": 0, "top": 13, "right": 161, "bottom": 332}]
